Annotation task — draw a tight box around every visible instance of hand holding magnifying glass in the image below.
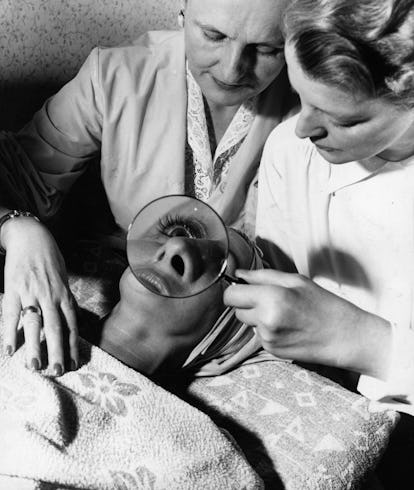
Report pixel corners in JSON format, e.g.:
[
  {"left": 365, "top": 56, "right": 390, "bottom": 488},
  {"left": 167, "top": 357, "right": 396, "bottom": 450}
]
[{"left": 126, "top": 195, "right": 247, "bottom": 298}]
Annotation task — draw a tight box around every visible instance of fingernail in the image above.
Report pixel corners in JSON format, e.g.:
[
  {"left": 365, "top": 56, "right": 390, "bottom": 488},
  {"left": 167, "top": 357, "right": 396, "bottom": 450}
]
[
  {"left": 53, "top": 363, "right": 63, "bottom": 376},
  {"left": 5, "top": 345, "right": 14, "bottom": 356},
  {"left": 70, "top": 359, "right": 78, "bottom": 371},
  {"left": 30, "top": 358, "right": 40, "bottom": 371}
]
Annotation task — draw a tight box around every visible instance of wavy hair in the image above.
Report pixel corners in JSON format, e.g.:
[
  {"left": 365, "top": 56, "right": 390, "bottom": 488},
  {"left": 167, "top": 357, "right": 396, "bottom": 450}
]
[{"left": 283, "top": 0, "right": 414, "bottom": 107}]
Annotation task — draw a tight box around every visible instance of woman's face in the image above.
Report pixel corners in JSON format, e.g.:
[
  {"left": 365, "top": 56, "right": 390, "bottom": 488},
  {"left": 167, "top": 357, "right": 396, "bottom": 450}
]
[
  {"left": 128, "top": 198, "right": 228, "bottom": 297},
  {"left": 99, "top": 204, "right": 240, "bottom": 373},
  {"left": 184, "top": 0, "right": 286, "bottom": 107},
  {"left": 285, "top": 43, "right": 414, "bottom": 164},
  {"left": 101, "top": 265, "right": 226, "bottom": 374},
  {"left": 118, "top": 261, "right": 226, "bottom": 342}
]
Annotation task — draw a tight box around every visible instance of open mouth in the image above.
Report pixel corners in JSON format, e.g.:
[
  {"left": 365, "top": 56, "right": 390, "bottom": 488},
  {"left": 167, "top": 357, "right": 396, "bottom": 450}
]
[{"left": 134, "top": 270, "right": 171, "bottom": 296}]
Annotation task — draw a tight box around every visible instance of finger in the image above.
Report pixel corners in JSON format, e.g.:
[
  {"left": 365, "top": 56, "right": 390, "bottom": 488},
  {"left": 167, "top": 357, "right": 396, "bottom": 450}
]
[
  {"left": 61, "top": 297, "right": 79, "bottom": 370},
  {"left": 233, "top": 307, "right": 259, "bottom": 327},
  {"left": 235, "top": 268, "right": 299, "bottom": 287},
  {"left": 2, "top": 292, "right": 22, "bottom": 355},
  {"left": 233, "top": 307, "right": 284, "bottom": 337},
  {"left": 224, "top": 283, "right": 279, "bottom": 309},
  {"left": 21, "top": 304, "right": 43, "bottom": 370},
  {"left": 41, "top": 305, "right": 65, "bottom": 376}
]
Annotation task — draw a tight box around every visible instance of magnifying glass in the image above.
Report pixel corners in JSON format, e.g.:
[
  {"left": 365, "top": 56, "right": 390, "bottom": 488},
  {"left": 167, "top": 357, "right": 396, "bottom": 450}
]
[{"left": 126, "top": 195, "right": 246, "bottom": 298}]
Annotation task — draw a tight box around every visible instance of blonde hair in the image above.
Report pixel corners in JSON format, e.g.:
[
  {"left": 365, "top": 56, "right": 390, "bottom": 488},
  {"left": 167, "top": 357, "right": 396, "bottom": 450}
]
[{"left": 284, "top": 0, "right": 414, "bottom": 107}]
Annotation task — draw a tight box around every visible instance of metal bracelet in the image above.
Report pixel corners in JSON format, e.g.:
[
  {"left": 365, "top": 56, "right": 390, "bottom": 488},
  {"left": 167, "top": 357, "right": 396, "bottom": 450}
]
[{"left": 0, "top": 210, "right": 40, "bottom": 255}]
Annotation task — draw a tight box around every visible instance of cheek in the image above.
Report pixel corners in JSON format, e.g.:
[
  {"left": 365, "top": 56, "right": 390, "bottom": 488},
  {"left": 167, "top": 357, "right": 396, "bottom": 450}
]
[
  {"left": 174, "top": 284, "right": 225, "bottom": 331},
  {"left": 185, "top": 31, "right": 215, "bottom": 70},
  {"left": 331, "top": 129, "right": 368, "bottom": 149},
  {"left": 254, "top": 55, "right": 285, "bottom": 84},
  {"left": 331, "top": 125, "right": 394, "bottom": 153}
]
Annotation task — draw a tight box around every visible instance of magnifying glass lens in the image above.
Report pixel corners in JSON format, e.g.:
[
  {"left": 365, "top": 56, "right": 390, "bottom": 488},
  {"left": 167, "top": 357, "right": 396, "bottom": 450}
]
[{"left": 126, "top": 195, "right": 229, "bottom": 298}]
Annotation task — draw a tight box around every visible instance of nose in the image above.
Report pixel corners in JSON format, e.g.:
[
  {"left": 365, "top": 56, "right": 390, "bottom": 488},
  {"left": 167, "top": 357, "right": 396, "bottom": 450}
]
[
  {"left": 295, "top": 105, "right": 327, "bottom": 140},
  {"left": 221, "top": 44, "right": 252, "bottom": 84},
  {"left": 155, "top": 237, "right": 204, "bottom": 282}
]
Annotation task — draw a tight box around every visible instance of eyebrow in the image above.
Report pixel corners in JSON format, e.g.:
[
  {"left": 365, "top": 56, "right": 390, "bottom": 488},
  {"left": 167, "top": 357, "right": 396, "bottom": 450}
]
[
  {"left": 289, "top": 85, "right": 368, "bottom": 121},
  {"left": 196, "top": 20, "right": 284, "bottom": 48}
]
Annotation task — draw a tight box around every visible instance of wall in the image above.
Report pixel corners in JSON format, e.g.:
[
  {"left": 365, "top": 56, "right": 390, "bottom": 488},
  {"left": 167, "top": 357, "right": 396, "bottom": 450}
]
[{"left": 0, "top": 0, "right": 181, "bottom": 129}]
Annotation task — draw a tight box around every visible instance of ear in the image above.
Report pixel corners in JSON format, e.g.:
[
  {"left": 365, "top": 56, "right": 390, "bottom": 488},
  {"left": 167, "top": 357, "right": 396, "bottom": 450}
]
[
  {"left": 227, "top": 228, "right": 254, "bottom": 270},
  {"left": 177, "top": 0, "right": 186, "bottom": 29}
]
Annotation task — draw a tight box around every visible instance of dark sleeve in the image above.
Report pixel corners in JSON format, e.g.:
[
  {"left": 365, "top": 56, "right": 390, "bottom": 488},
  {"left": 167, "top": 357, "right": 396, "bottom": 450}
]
[{"left": 14, "top": 47, "right": 104, "bottom": 200}]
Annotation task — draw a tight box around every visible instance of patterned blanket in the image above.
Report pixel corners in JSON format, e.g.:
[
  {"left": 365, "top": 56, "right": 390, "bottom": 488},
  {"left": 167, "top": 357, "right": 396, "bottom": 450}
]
[
  {"left": 0, "top": 327, "right": 263, "bottom": 490},
  {"left": 0, "top": 249, "right": 399, "bottom": 489}
]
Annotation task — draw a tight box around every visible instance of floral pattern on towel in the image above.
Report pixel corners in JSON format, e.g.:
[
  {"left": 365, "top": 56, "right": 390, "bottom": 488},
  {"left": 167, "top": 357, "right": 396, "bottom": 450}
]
[
  {"left": 0, "top": 383, "right": 37, "bottom": 413},
  {"left": 67, "top": 248, "right": 399, "bottom": 488},
  {"left": 110, "top": 467, "right": 156, "bottom": 490},
  {"left": 78, "top": 371, "right": 141, "bottom": 416}
]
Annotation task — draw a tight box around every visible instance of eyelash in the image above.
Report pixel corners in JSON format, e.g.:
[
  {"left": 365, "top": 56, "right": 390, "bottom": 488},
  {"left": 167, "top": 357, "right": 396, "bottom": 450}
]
[
  {"left": 203, "top": 30, "right": 225, "bottom": 42},
  {"left": 202, "top": 30, "right": 283, "bottom": 56},
  {"left": 157, "top": 215, "right": 206, "bottom": 239},
  {"left": 258, "top": 48, "right": 283, "bottom": 58},
  {"left": 331, "top": 120, "right": 360, "bottom": 128}
]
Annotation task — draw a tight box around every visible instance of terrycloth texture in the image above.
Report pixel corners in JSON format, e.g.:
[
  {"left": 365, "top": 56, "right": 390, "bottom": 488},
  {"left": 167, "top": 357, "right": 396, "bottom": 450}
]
[
  {"left": 185, "top": 361, "right": 400, "bottom": 489},
  {"left": 65, "top": 259, "right": 399, "bottom": 488},
  {"left": 0, "top": 332, "right": 263, "bottom": 490}
]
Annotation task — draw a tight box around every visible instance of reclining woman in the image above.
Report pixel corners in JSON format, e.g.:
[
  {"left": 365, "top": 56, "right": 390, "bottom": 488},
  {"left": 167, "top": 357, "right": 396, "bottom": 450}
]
[
  {"left": 225, "top": 0, "right": 414, "bottom": 417},
  {"left": 77, "top": 196, "right": 267, "bottom": 376},
  {"left": 0, "top": 0, "right": 293, "bottom": 374}
]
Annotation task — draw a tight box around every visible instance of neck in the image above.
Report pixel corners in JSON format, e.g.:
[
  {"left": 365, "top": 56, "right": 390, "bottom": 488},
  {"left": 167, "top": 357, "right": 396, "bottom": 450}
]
[
  {"left": 378, "top": 120, "right": 414, "bottom": 162},
  {"left": 99, "top": 302, "right": 161, "bottom": 374},
  {"left": 204, "top": 99, "right": 240, "bottom": 147}
]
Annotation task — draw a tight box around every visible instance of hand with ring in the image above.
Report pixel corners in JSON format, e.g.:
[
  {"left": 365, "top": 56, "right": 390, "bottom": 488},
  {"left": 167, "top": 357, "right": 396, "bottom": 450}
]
[{"left": 1, "top": 213, "right": 79, "bottom": 375}]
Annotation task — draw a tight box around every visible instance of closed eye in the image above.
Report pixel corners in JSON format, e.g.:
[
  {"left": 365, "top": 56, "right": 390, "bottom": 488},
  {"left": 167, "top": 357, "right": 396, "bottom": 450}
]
[
  {"left": 331, "top": 119, "right": 365, "bottom": 128},
  {"left": 202, "top": 28, "right": 226, "bottom": 42},
  {"left": 255, "top": 44, "right": 284, "bottom": 56}
]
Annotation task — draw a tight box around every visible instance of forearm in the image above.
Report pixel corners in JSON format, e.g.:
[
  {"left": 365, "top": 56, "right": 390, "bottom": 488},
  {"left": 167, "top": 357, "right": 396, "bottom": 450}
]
[
  {"left": 0, "top": 132, "right": 63, "bottom": 220},
  {"left": 335, "top": 307, "right": 392, "bottom": 379}
]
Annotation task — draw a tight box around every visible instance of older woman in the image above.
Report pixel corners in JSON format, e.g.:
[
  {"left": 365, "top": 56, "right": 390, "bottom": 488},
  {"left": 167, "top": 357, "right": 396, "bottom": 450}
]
[
  {"left": 226, "top": 0, "right": 414, "bottom": 417},
  {"left": 0, "top": 0, "right": 292, "bottom": 374}
]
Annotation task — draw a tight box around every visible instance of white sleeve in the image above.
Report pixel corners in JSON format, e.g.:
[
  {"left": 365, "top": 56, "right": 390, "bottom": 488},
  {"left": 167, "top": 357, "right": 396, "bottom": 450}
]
[{"left": 358, "top": 322, "right": 414, "bottom": 416}]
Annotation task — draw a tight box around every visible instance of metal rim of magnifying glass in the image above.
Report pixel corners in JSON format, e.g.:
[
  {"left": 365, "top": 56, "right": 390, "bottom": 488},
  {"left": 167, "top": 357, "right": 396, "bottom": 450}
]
[{"left": 126, "top": 194, "right": 232, "bottom": 298}]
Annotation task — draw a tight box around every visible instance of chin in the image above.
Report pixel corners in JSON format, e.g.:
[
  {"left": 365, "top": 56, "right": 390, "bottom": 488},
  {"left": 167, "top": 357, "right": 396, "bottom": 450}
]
[
  {"left": 316, "top": 147, "right": 353, "bottom": 165},
  {"left": 203, "top": 84, "right": 253, "bottom": 107}
]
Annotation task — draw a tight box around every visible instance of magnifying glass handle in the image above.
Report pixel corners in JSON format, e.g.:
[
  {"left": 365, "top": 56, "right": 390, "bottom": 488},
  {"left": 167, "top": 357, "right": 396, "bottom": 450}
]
[{"left": 223, "top": 273, "right": 248, "bottom": 285}]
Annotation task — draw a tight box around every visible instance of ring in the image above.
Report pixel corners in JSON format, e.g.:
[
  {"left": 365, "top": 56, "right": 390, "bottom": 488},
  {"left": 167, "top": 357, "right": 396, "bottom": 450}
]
[{"left": 21, "top": 305, "right": 42, "bottom": 318}]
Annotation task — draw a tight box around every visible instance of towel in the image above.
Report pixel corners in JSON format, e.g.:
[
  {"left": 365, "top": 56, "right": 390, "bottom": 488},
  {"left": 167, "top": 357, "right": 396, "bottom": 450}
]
[{"left": 0, "top": 331, "right": 263, "bottom": 490}]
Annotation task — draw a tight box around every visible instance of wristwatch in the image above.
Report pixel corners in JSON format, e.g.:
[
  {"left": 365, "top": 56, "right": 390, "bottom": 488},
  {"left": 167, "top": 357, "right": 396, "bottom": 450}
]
[{"left": 0, "top": 210, "right": 40, "bottom": 254}]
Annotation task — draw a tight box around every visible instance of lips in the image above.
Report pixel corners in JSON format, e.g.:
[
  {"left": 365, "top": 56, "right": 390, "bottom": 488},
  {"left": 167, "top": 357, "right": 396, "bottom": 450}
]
[
  {"left": 314, "top": 143, "right": 337, "bottom": 152},
  {"left": 213, "top": 76, "right": 248, "bottom": 90},
  {"left": 134, "top": 270, "right": 171, "bottom": 296}
]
